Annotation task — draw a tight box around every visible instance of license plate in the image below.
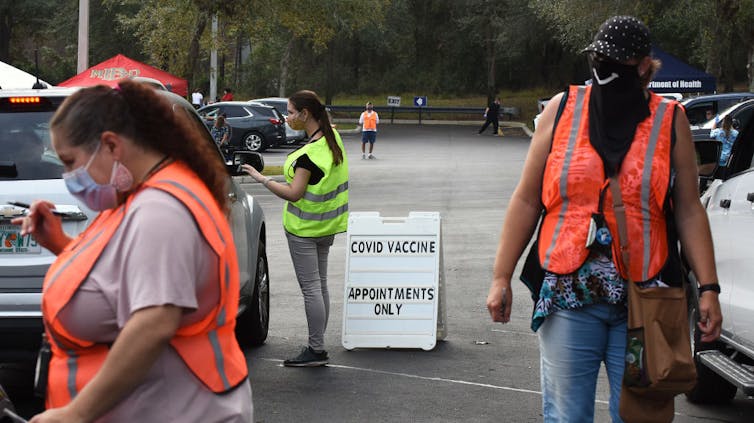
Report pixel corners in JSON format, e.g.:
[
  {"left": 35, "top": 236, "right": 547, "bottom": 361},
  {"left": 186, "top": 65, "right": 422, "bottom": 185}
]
[{"left": 0, "top": 224, "right": 41, "bottom": 254}]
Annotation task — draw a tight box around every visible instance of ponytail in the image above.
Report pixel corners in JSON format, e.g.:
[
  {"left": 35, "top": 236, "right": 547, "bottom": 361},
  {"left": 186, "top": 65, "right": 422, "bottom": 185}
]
[
  {"left": 51, "top": 80, "right": 229, "bottom": 212},
  {"left": 289, "top": 90, "right": 343, "bottom": 165}
]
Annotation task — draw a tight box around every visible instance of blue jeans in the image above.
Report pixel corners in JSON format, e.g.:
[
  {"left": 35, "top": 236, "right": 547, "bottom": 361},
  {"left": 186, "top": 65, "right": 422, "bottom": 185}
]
[{"left": 538, "top": 303, "right": 627, "bottom": 423}]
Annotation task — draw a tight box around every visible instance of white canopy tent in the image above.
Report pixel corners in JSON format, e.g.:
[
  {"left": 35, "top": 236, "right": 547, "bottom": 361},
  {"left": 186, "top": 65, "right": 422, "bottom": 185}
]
[{"left": 0, "top": 60, "right": 50, "bottom": 89}]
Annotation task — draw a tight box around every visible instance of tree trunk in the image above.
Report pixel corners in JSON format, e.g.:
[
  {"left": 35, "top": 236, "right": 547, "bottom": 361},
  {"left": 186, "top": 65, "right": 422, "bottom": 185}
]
[
  {"left": 278, "top": 38, "right": 293, "bottom": 97},
  {"left": 749, "top": 44, "right": 754, "bottom": 92},
  {"left": 219, "top": 52, "right": 225, "bottom": 89},
  {"left": 706, "top": 0, "right": 739, "bottom": 90},
  {"left": 486, "top": 28, "right": 496, "bottom": 102},
  {"left": 234, "top": 32, "right": 242, "bottom": 88},
  {"left": 325, "top": 45, "right": 334, "bottom": 105},
  {"left": 186, "top": 12, "right": 208, "bottom": 90},
  {"left": 0, "top": 4, "right": 12, "bottom": 62}
]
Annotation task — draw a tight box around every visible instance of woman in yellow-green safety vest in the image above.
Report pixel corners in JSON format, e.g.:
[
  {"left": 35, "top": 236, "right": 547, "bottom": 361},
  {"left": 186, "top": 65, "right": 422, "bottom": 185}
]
[{"left": 242, "top": 90, "right": 348, "bottom": 367}]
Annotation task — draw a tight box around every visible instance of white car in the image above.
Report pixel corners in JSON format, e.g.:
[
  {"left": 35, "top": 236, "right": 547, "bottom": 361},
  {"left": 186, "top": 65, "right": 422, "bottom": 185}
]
[
  {"left": 0, "top": 86, "right": 270, "bottom": 366},
  {"left": 686, "top": 124, "right": 754, "bottom": 402},
  {"left": 250, "top": 97, "right": 307, "bottom": 144}
]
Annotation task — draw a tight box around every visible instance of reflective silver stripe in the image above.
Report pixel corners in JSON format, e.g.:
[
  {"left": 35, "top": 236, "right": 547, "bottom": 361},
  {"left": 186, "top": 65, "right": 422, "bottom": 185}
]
[
  {"left": 161, "top": 179, "right": 232, "bottom": 389},
  {"left": 543, "top": 87, "right": 586, "bottom": 270},
  {"left": 46, "top": 227, "right": 106, "bottom": 290},
  {"left": 67, "top": 351, "right": 78, "bottom": 399},
  {"left": 209, "top": 308, "right": 231, "bottom": 390},
  {"left": 640, "top": 100, "right": 669, "bottom": 280},
  {"left": 157, "top": 180, "right": 225, "bottom": 246},
  {"left": 303, "top": 181, "right": 349, "bottom": 202},
  {"left": 47, "top": 208, "right": 125, "bottom": 289},
  {"left": 287, "top": 203, "right": 349, "bottom": 221}
]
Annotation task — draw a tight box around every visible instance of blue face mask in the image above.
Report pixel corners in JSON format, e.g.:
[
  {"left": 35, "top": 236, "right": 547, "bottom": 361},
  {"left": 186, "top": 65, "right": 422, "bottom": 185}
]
[{"left": 62, "top": 142, "right": 134, "bottom": 211}]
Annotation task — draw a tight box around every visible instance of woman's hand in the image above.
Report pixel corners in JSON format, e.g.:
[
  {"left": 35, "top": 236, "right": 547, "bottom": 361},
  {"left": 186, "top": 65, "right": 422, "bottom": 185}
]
[
  {"left": 10, "top": 200, "right": 70, "bottom": 255},
  {"left": 486, "top": 282, "right": 512, "bottom": 323},
  {"left": 697, "top": 292, "right": 722, "bottom": 342},
  {"left": 240, "top": 164, "right": 263, "bottom": 182},
  {"left": 30, "top": 405, "right": 86, "bottom": 423}
]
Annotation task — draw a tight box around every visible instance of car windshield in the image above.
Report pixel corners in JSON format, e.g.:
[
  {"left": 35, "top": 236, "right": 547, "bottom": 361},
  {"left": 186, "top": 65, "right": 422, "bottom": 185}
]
[{"left": 0, "top": 111, "right": 63, "bottom": 180}]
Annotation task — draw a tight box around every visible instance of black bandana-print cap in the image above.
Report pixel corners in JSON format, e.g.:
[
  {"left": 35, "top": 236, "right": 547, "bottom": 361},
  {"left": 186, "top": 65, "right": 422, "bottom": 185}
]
[{"left": 582, "top": 16, "right": 651, "bottom": 62}]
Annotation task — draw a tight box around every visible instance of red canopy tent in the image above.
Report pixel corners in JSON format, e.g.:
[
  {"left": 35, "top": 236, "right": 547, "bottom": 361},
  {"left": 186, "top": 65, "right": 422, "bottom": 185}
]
[{"left": 58, "top": 54, "right": 188, "bottom": 97}]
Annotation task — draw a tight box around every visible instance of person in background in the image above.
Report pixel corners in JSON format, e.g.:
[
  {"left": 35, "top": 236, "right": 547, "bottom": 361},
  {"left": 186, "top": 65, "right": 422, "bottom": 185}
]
[
  {"left": 710, "top": 114, "right": 738, "bottom": 167},
  {"left": 191, "top": 87, "right": 204, "bottom": 109},
  {"left": 478, "top": 97, "right": 501, "bottom": 135},
  {"left": 241, "top": 90, "right": 348, "bottom": 367},
  {"left": 211, "top": 113, "right": 232, "bottom": 161},
  {"left": 705, "top": 109, "right": 719, "bottom": 126},
  {"left": 485, "top": 16, "right": 721, "bottom": 422},
  {"left": 359, "top": 101, "right": 379, "bottom": 159},
  {"left": 15, "top": 80, "right": 252, "bottom": 422},
  {"left": 221, "top": 88, "right": 234, "bottom": 102}
]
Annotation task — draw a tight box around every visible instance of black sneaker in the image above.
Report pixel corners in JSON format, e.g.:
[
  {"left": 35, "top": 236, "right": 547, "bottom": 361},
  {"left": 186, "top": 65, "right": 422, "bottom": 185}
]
[{"left": 283, "top": 346, "right": 328, "bottom": 367}]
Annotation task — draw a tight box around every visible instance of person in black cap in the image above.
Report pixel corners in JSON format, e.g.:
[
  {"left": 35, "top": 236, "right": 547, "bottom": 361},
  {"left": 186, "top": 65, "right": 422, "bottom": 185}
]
[{"left": 486, "top": 15, "right": 721, "bottom": 423}]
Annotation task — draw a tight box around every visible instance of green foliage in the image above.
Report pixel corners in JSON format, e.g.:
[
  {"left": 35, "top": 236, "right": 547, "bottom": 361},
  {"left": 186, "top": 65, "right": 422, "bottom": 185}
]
[{"left": 2, "top": 0, "right": 752, "bottom": 101}]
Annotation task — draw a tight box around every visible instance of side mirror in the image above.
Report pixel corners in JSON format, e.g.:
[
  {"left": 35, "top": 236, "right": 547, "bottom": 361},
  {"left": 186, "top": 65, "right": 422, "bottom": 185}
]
[
  {"left": 228, "top": 151, "right": 264, "bottom": 176},
  {"left": 694, "top": 140, "right": 721, "bottom": 178}
]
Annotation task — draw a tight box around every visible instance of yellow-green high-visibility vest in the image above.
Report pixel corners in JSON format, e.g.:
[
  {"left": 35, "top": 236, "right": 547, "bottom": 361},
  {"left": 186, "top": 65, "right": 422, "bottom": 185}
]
[{"left": 282, "top": 130, "right": 349, "bottom": 237}]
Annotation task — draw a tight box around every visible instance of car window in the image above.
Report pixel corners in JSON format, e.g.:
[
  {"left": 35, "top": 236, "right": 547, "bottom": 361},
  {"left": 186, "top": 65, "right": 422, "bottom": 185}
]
[
  {"left": 199, "top": 106, "right": 220, "bottom": 119},
  {"left": 733, "top": 105, "right": 754, "bottom": 132},
  {"left": 223, "top": 106, "right": 249, "bottom": 118},
  {"left": 0, "top": 111, "right": 63, "bottom": 180},
  {"left": 685, "top": 101, "right": 714, "bottom": 126},
  {"left": 249, "top": 106, "right": 275, "bottom": 118},
  {"left": 266, "top": 102, "right": 287, "bottom": 116}
]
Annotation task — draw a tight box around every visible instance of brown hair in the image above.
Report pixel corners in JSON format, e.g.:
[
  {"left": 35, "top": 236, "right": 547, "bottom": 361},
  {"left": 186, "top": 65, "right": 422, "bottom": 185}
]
[
  {"left": 50, "top": 80, "right": 229, "bottom": 211},
  {"left": 640, "top": 59, "right": 662, "bottom": 88},
  {"left": 722, "top": 114, "right": 733, "bottom": 134},
  {"left": 289, "top": 90, "right": 343, "bottom": 165}
]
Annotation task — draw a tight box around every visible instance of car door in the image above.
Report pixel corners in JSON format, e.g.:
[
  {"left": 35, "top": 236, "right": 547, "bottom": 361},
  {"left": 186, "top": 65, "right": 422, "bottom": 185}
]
[
  {"left": 722, "top": 168, "right": 754, "bottom": 347},
  {"left": 715, "top": 112, "right": 754, "bottom": 347},
  {"left": 705, "top": 176, "right": 734, "bottom": 335}
]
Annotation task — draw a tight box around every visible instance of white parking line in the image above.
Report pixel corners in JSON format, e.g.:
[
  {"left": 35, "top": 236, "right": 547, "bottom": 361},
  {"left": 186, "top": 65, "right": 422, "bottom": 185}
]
[
  {"left": 490, "top": 328, "right": 538, "bottom": 336},
  {"left": 262, "top": 357, "right": 548, "bottom": 398},
  {"left": 260, "top": 357, "right": 695, "bottom": 418}
]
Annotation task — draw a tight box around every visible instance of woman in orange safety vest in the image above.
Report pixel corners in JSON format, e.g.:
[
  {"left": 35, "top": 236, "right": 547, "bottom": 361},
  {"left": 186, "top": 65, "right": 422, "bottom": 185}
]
[
  {"left": 485, "top": 16, "right": 722, "bottom": 423},
  {"left": 14, "top": 80, "right": 251, "bottom": 422}
]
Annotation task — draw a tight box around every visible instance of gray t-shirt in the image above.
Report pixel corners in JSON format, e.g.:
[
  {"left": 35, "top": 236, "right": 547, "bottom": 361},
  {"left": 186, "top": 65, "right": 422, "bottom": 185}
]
[{"left": 58, "top": 188, "right": 252, "bottom": 422}]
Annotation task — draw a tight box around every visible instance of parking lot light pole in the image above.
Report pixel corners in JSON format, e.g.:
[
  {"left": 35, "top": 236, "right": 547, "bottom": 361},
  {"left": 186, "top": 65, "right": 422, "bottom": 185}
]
[{"left": 77, "top": 0, "right": 89, "bottom": 73}]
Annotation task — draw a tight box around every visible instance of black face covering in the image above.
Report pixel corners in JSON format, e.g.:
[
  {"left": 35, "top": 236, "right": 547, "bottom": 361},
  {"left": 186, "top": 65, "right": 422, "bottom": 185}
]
[{"left": 588, "top": 56, "right": 650, "bottom": 176}]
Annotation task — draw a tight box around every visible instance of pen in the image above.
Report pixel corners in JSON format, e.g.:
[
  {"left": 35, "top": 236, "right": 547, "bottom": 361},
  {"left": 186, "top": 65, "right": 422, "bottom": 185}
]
[{"left": 7, "top": 201, "right": 66, "bottom": 217}]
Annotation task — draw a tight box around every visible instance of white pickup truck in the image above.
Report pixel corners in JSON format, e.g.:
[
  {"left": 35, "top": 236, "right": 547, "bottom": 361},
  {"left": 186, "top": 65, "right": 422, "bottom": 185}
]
[{"left": 686, "top": 126, "right": 754, "bottom": 403}]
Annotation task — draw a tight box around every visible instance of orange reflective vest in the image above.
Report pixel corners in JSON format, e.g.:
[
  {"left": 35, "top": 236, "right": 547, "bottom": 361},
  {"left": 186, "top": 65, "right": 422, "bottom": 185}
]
[
  {"left": 361, "top": 111, "right": 378, "bottom": 131},
  {"left": 538, "top": 85, "right": 676, "bottom": 282},
  {"left": 41, "top": 162, "right": 247, "bottom": 408}
]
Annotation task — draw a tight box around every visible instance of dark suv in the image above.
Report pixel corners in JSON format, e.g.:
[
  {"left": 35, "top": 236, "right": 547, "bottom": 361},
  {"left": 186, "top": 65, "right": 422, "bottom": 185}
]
[{"left": 198, "top": 101, "right": 286, "bottom": 152}]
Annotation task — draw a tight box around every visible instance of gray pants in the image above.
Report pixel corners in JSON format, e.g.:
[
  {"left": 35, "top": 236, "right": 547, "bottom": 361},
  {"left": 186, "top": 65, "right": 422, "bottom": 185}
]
[{"left": 285, "top": 231, "right": 335, "bottom": 351}]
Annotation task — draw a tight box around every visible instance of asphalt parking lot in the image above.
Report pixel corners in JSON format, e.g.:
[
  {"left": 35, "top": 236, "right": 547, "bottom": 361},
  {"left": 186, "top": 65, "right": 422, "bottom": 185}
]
[
  {"left": 240, "top": 124, "right": 754, "bottom": 423},
  {"left": 3, "top": 123, "right": 752, "bottom": 422}
]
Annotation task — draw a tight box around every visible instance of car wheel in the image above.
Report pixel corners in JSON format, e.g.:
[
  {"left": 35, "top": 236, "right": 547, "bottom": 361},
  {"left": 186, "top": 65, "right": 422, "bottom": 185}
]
[
  {"left": 243, "top": 131, "right": 266, "bottom": 152},
  {"left": 684, "top": 280, "right": 737, "bottom": 404},
  {"left": 235, "top": 241, "right": 269, "bottom": 347}
]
